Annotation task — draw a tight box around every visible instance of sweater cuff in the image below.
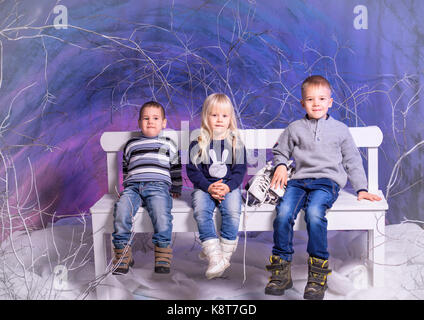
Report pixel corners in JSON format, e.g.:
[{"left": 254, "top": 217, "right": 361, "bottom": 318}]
[
  {"left": 226, "top": 180, "right": 239, "bottom": 192},
  {"left": 199, "top": 182, "right": 212, "bottom": 194},
  {"left": 274, "top": 163, "right": 288, "bottom": 170},
  {"left": 356, "top": 189, "right": 368, "bottom": 194},
  {"left": 171, "top": 185, "right": 182, "bottom": 194}
]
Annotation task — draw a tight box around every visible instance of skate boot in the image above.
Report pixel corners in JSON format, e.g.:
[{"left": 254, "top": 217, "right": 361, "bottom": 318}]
[
  {"left": 264, "top": 255, "right": 293, "bottom": 295},
  {"left": 303, "top": 256, "right": 332, "bottom": 300},
  {"left": 112, "top": 246, "right": 134, "bottom": 275},
  {"left": 154, "top": 245, "right": 173, "bottom": 274}
]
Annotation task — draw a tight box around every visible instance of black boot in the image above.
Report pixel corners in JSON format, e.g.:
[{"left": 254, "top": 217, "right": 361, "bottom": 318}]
[
  {"left": 303, "top": 256, "right": 331, "bottom": 300},
  {"left": 265, "top": 255, "right": 293, "bottom": 296}
]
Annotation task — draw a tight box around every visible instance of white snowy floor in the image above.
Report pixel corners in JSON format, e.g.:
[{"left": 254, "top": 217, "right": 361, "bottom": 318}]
[{"left": 1, "top": 216, "right": 423, "bottom": 300}]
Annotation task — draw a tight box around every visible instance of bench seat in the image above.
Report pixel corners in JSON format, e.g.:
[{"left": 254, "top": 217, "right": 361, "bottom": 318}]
[{"left": 91, "top": 189, "right": 387, "bottom": 233}]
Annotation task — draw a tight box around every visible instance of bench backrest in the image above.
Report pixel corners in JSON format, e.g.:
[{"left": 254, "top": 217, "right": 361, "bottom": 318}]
[{"left": 100, "top": 126, "right": 383, "bottom": 194}]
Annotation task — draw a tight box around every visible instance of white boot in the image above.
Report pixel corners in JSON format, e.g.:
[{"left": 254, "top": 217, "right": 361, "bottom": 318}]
[
  {"left": 201, "top": 238, "right": 229, "bottom": 279},
  {"left": 220, "top": 237, "right": 238, "bottom": 264}
]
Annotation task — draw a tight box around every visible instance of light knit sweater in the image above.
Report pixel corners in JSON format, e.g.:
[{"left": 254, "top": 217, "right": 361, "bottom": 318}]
[{"left": 272, "top": 115, "right": 368, "bottom": 193}]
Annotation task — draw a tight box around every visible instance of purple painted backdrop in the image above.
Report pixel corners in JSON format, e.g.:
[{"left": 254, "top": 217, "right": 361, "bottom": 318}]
[{"left": 0, "top": 0, "right": 423, "bottom": 236}]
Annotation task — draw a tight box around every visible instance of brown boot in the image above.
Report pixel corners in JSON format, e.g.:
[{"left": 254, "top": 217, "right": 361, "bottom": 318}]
[
  {"left": 303, "top": 256, "right": 332, "bottom": 300},
  {"left": 112, "top": 246, "right": 134, "bottom": 275},
  {"left": 154, "top": 246, "right": 173, "bottom": 274},
  {"left": 265, "top": 255, "right": 293, "bottom": 295}
]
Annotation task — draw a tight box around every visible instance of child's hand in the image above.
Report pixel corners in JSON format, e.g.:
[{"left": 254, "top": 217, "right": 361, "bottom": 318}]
[
  {"left": 357, "top": 191, "right": 382, "bottom": 202},
  {"left": 270, "top": 165, "right": 288, "bottom": 190},
  {"left": 210, "top": 192, "right": 223, "bottom": 202},
  {"left": 208, "top": 180, "right": 230, "bottom": 202},
  {"left": 215, "top": 182, "right": 230, "bottom": 198},
  {"left": 208, "top": 180, "right": 222, "bottom": 201},
  {"left": 209, "top": 183, "right": 228, "bottom": 202},
  {"left": 172, "top": 192, "right": 181, "bottom": 199}
]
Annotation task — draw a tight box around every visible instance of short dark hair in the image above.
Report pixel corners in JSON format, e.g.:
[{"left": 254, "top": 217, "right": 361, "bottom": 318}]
[
  {"left": 301, "top": 75, "right": 332, "bottom": 98},
  {"left": 139, "top": 101, "right": 165, "bottom": 120}
]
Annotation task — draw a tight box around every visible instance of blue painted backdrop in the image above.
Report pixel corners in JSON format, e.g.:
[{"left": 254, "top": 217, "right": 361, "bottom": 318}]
[{"left": 0, "top": 0, "right": 423, "bottom": 232}]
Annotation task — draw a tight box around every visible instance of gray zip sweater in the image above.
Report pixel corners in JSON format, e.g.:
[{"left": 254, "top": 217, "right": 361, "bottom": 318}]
[{"left": 272, "top": 115, "right": 368, "bottom": 193}]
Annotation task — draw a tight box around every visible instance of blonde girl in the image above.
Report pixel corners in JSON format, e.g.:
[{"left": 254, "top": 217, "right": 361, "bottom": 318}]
[{"left": 187, "top": 93, "right": 247, "bottom": 279}]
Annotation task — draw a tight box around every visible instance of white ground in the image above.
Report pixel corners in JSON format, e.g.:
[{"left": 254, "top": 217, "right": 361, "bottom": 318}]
[{"left": 1, "top": 217, "right": 423, "bottom": 300}]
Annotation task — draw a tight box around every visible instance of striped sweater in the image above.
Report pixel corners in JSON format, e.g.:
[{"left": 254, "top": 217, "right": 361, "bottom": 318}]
[{"left": 122, "top": 133, "right": 182, "bottom": 194}]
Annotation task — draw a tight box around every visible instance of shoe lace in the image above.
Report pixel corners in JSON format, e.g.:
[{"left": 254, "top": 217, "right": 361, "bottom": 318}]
[
  {"left": 249, "top": 166, "right": 275, "bottom": 205},
  {"left": 255, "top": 172, "right": 272, "bottom": 202}
]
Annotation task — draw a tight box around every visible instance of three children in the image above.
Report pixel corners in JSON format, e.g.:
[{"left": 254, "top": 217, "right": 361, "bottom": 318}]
[{"left": 111, "top": 76, "right": 381, "bottom": 300}]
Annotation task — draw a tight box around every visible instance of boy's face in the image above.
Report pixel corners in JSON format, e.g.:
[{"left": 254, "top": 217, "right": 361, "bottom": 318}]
[
  {"left": 301, "top": 84, "right": 333, "bottom": 120},
  {"left": 138, "top": 106, "right": 167, "bottom": 137}
]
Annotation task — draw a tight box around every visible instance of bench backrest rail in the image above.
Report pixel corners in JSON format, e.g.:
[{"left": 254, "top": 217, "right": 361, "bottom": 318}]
[{"left": 100, "top": 126, "right": 383, "bottom": 194}]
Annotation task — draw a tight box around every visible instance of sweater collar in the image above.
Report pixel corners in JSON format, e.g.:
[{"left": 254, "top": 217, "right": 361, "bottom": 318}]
[
  {"left": 140, "top": 132, "right": 161, "bottom": 139},
  {"left": 305, "top": 113, "right": 330, "bottom": 121}
]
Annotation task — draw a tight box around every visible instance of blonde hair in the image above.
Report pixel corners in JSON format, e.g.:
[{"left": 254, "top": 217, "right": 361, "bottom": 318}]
[{"left": 194, "top": 93, "right": 241, "bottom": 165}]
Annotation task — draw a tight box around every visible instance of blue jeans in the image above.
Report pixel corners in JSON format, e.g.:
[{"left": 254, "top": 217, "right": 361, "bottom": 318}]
[
  {"left": 272, "top": 178, "right": 340, "bottom": 261},
  {"left": 112, "top": 181, "right": 173, "bottom": 249},
  {"left": 192, "top": 188, "right": 242, "bottom": 242}
]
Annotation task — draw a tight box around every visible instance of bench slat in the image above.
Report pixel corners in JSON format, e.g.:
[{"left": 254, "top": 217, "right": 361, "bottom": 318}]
[
  {"left": 99, "top": 126, "right": 383, "bottom": 194},
  {"left": 100, "top": 126, "right": 383, "bottom": 151},
  {"left": 91, "top": 190, "right": 388, "bottom": 215},
  {"left": 91, "top": 190, "right": 387, "bottom": 233}
]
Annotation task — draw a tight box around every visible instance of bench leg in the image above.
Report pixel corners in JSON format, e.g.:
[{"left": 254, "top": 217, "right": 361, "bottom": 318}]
[
  {"left": 368, "top": 211, "right": 386, "bottom": 287},
  {"left": 93, "top": 228, "right": 110, "bottom": 299}
]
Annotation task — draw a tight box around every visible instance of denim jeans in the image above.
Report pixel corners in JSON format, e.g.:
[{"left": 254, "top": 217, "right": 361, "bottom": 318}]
[
  {"left": 272, "top": 178, "right": 340, "bottom": 261},
  {"left": 191, "top": 188, "right": 242, "bottom": 242},
  {"left": 112, "top": 181, "right": 173, "bottom": 249}
]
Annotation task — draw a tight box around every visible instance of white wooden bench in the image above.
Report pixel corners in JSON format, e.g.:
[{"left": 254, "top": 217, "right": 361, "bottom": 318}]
[{"left": 90, "top": 127, "right": 388, "bottom": 299}]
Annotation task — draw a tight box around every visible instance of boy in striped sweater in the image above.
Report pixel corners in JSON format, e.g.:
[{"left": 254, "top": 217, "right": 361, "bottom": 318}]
[{"left": 112, "top": 101, "right": 182, "bottom": 275}]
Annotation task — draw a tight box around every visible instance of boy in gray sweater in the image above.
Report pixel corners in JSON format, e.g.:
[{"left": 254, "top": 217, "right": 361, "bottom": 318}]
[{"left": 265, "top": 75, "right": 381, "bottom": 300}]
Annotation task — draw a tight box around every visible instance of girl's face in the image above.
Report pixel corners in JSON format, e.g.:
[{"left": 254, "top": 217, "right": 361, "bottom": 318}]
[{"left": 207, "top": 104, "right": 231, "bottom": 139}]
